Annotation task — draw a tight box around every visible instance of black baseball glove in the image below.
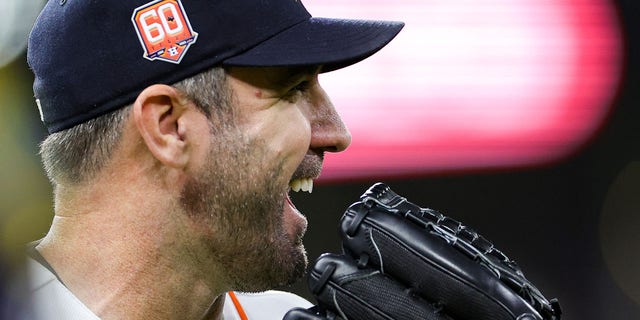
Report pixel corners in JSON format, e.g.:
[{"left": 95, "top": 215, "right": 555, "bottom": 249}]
[{"left": 284, "top": 183, "right": 561, "bottom": 320}]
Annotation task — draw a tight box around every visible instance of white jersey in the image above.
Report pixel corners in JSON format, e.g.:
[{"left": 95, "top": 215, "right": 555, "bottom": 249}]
[{"left": 27, "top": 256, "right": 312, "bottom": 319}]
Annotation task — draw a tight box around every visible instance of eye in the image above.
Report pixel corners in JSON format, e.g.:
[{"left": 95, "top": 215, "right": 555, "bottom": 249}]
[
  {"left": 282, "top": 80, "right": 311, "bottom": 102},
  {"left": 291, "top": 80, "right": 311, "bottom": 93}
]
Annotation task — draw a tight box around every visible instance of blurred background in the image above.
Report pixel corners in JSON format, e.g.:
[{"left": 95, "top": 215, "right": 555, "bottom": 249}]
[{"left": 1, "top": 0, "right": 638, "bottom": 319}]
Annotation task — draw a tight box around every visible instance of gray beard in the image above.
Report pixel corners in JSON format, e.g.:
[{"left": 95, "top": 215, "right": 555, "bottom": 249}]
[{"left": 179, "top": 129, "right": 307, "bottom": 292}]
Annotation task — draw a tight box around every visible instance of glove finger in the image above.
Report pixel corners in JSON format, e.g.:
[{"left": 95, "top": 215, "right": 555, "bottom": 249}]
[
  {"left": 283, "top": 307, "right": 330, "bottom": 320},
  {"left": 308, "top": 253, "right": 455, "bottom": 320},
  {"left": 339, "top": 183, "right": 550, "bottom": 320}
]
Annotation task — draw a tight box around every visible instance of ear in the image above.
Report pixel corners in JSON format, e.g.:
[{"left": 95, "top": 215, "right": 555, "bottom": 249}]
[{"left": 133, "top": 84, "right": 193, "bottom": 168}]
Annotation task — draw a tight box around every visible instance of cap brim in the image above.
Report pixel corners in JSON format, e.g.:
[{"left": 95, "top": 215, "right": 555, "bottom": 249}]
[{"left": 222, "top": 17, "right": 404, "bottom": 72}]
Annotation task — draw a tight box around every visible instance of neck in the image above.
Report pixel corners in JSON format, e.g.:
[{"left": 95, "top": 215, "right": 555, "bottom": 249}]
[{"left": 38, "top": 181, "right": 228, "bottom": 320}]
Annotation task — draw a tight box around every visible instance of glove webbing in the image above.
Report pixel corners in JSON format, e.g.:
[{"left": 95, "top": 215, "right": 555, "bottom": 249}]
[{"left": 349, "top": 183, "right": 562, "bottom": 320}]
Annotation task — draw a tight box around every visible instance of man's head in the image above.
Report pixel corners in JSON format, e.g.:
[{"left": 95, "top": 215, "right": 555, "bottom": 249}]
[{"left": 29, "top": 0, "right": 403, "bottom": 292}]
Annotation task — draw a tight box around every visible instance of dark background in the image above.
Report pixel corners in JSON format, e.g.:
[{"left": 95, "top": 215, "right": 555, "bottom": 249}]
[{"left": 286, "top": 1, "right": 640, "bottom": 319}]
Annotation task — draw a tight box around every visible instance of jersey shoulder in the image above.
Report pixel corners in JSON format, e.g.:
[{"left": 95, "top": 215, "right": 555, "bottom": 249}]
[{"left": 225, "top": 290, "right": 313, "bottom": 319}]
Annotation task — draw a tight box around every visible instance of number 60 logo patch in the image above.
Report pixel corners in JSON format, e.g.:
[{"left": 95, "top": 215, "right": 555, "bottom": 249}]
[{"left": 132, "top": 0, "right": 198, "bottom": 64}]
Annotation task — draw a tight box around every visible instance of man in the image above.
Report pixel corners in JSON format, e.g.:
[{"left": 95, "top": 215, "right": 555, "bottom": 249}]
[{"left": 25, "top": 0, "right": 403, "bottom": 319}]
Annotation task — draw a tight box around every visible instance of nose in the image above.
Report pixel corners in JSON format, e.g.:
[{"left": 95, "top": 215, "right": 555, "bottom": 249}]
[{"left": 309, "top": 86, "right": 352, "bottom": 153}]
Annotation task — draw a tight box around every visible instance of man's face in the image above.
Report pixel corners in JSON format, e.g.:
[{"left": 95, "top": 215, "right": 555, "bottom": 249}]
[{"left": 180, "top": 66, "right": 351, "bottom": 291}]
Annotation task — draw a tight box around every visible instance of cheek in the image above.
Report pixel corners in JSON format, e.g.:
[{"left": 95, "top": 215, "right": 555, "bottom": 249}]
[
  {"left": 246, "top": 106, "right": 311, "bottom": 166},
  {"left": 275, "top": 109, "right": 311, "bottom": 160}
]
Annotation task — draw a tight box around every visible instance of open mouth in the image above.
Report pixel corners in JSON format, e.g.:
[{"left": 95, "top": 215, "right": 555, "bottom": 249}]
[
  {"left": 289, "top": 177, "right": 314, "bottom": 193},
  {"left": 288, "top": 153, "right": 323, "bottom": 194},
  {"left": 285, "top": 178, "right": 314, "bottom": 239}
]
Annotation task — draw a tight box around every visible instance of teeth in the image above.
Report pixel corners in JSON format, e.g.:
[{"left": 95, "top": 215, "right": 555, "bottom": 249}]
[{"left": 290, "top": 178, "right": 313, "bottom": 193}]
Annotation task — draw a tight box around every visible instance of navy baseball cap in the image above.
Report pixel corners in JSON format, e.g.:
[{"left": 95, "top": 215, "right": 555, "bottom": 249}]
[{"left": 27, "top": 0, "right": 404, "bottom": 133}]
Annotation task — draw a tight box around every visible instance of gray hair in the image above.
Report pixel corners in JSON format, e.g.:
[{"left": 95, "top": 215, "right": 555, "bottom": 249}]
[{"left": 39, "top": 67, "right": 230, "bottom": 186}]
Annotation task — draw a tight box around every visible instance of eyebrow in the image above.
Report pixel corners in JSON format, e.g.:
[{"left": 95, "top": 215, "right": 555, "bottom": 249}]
[
  {"left": 285, "top": 66, "right": 321, "bottom": 78},
  {"left": 271, "top": 66, "right": 322, "bottom": 89}
]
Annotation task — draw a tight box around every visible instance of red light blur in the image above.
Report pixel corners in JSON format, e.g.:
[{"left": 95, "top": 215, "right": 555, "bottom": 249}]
[{"left": 305, "top": 0, "right": 623, "bottom": 181}]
